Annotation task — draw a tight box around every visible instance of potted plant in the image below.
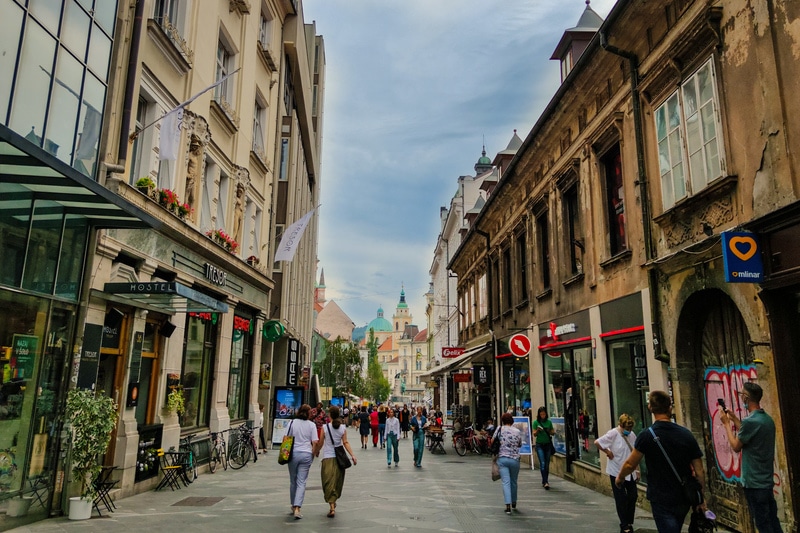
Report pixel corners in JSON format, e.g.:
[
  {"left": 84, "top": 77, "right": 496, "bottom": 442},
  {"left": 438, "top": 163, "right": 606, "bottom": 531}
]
[
  {"left": 166, "top": 387, "right": 185, "bottom": 416},
  {"left": 65, "top": 388, "right": 118, "bottom": 520},
  {"left": 135, "top": 176, "right": 156, "bottom": 197}
]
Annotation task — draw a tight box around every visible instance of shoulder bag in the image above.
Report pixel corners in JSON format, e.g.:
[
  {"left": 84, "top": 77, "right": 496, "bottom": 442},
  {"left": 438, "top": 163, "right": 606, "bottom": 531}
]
[
  {"left": 647, "top": 426, "right": 703, "bottom": 507},
  {"left": 328, "top": 424, "right": 351, "bottom": 470},
  {"left": 278, "top": 421, "right": 295, "bottom": 465},
  {"left": 490, "top": 427, "right": 502, "bottom": 456}
]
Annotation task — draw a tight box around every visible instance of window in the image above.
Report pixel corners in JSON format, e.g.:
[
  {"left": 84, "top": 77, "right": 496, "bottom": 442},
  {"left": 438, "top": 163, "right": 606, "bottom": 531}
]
[
  {"left": 283, "top": 55, "right": 294, "bottom": 114},
  {"left": 560, "top": 48, "right": 573, "bottom": 82},
  {"left": 228, "top": 314, "right": 253, "bottom": 421},
  {"left": 216, "top": 170, "right": 230, "bottom": 231},
  {"left": 602, "top": 145, "right": 626, "bottom": 256},
  {"left": 517, "top": 232, "right": 528, "bottom": 302},
  {"left": 491, "top": 257, "right": 500, "bottom": 317},
  {"left": 154, "top": 0, "right": 179, "bottom": 26},
  {"left": 278, "top": 137, "right": 289, "bottom": 181},
  {"left": 273, "top": 224, "right": 284, "bottom": 271},
  {"left": 215, "top": 39, "right": 234, "bottom": 105},
  {"left": 180, "top": 313, "right": 218, "bottom": 429},
  {"left": 478, "top": 273, "right": 487, "bottom": 319},
  {"left": 201, "top": 159, "right": 218, "bottom": 229},
  {"left": 655, "top": 58, "right": 724, "bottom": 209},
  {"left": 259, "top": 12, "right": 272, "bottom": 49},
  {"left": 252, "top": 98, "right": 266, "bottom": 158},
  {"left": 129, "top": 96, "right": 148, "bottom": 184},
  {"left": 564, "top": 186, "right": 583, "bottom": 276},
  {"left": 537, "top": 213, "right": 551, "bottom": 290},
  {"left": 503, "top": 247, "right": 512, "bottom": 310}
]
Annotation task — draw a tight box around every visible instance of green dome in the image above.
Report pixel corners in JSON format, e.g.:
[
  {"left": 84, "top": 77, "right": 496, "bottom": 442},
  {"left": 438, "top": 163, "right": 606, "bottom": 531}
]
[
  {"left": 478, "top": 155, "right": 491, "bottom": 165},
  {"left": 368, "top": 307, "right": 392, "bottom": 332}
]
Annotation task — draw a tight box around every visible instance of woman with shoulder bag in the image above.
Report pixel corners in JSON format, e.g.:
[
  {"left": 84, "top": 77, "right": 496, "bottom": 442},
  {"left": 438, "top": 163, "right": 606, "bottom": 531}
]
[
  {"left": 595, "top": 414, "right": 639, "bottom": 533},
  {"left": 533, "top": 406, "right": 555, "bottom": 490},
  {"left": 494, "top": 413, "right": 523, "bottom": 515},
  {"left": 313, "top": 406, "right": 357, "bottom": 518},
  {"left": 287, "top": 404, "right": 319, "bottom": 519}
]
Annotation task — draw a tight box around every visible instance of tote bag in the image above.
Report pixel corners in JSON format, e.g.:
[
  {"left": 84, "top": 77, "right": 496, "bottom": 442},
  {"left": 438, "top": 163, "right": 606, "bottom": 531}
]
[{"left": 278, "top": 421, "right": 294, "bottom": 465}]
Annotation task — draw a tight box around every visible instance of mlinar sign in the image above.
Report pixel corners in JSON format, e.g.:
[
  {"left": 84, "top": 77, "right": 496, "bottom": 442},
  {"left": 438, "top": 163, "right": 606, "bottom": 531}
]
[{"left": 442, "top": 347, "right": 464, "bottom": 358}]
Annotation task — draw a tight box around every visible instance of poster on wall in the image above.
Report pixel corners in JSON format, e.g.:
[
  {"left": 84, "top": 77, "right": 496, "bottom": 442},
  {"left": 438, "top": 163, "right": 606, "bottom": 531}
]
[
  {"left": 513, "top": 416, "right": 534, "bottom": 469},
  {"left": 11, "top": 334, "right": 38, "bottom": 380}
]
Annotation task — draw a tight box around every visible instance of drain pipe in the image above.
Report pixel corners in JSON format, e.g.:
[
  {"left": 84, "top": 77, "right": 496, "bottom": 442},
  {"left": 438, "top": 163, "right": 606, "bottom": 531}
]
[{"left": 600, "top": 31, "right": 667, "bottom": 361}]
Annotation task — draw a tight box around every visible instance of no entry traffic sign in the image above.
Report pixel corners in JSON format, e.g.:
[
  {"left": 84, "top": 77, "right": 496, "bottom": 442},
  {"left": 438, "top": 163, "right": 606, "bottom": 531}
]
[{"left": 509, "top": 333, "right": 531, "bottom": 357}]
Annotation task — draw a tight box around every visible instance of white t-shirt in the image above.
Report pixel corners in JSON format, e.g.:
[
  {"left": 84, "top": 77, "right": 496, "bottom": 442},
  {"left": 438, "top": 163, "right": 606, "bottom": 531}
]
[
  {"left": 595, "top": 427, "right": 637, "bottom": 480},
  {"left": 321, "top": 423, "right": 346, "bottom": 459},
  {"left": 289, "top": 419, "right": 319, "bottom": 454}
]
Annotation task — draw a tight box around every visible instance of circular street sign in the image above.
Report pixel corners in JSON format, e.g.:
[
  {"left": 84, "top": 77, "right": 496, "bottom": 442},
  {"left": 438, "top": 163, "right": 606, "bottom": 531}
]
[
  {"left": 263, "top": 320, "right": 285, "bottom": 342},
  {"left": 509, "top": 333, "right": 532, "bottom": 357}
]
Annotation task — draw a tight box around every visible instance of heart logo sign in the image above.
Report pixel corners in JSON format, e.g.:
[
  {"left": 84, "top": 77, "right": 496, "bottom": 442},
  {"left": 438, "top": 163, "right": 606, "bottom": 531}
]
[{"left": 729, "top": 236, "right": 757, "bottom": 261}]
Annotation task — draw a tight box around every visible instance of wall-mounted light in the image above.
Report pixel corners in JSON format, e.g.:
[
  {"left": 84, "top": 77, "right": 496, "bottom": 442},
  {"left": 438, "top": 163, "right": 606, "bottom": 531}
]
[{"left": 160, "top": 320, "right": 177, "bottom": 338}]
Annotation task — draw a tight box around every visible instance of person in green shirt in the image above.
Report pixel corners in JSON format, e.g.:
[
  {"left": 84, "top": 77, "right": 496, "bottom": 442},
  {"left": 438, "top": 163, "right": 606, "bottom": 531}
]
[
  {"left": 532, "top": 406, "right": 555, "bottom": 489},
  {"left": 720, "top": 382, "right": 783, "bottom": 532}
]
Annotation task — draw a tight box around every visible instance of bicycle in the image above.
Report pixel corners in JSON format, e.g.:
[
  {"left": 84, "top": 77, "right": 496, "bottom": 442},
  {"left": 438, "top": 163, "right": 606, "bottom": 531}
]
[
  {"left": 228, "top": 424, "right": 256, "bottom": 469},
  {"left": 208, "top": 430, "right": 228, "bottom": 473},
  {"left": 176, "top": 433, "right": 199, "bottom": 483},
  {"left": 453, "top": 425, "right": 489, "bottom": 456}
]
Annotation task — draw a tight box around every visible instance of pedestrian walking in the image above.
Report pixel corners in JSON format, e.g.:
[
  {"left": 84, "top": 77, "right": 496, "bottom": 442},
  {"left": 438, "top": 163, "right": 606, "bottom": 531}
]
[
  {"left": 287, "top": 404, "right": 318, "bottom": 519},
  {"left": 616, "top": 390, "right": 706, "bottom": 533},
  {"left": 311, "top": 401, "right": 329, "bottom": 439},
  {"left": 370, "top": 407, "right": 380, "bottom": 447},
  {"left": 494, "top": 412, "right": 523, "bottom": 515},
  {"left": 595, "top": 414, "right": 639, "bottom": 533},
  {"left": 720, "top": 382, "right": 783, "bottom": 533},
  {"left": 378, "top": 405, "right": 388, "bottom": 448},
  {"left": 399, "top": 404, "right": 410, "bottom": 438},
  {"left": 410, "top": 406, "right": 427, "bottom": 467},
  {"left": 313, "top": 406, "right": 357, "bottom": 518},
  {"left": 532, "top": 406, "right": 555, "bottom": 489},
  {"left": 358, "top": 406, "right": 371, "bottom": 448},
  {"left": 384, "top": 407, "right": 401, "bottom": 467}
]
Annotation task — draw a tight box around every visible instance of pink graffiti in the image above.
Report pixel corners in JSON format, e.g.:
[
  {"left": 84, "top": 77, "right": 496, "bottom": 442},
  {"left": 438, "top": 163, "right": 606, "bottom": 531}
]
[{"left": 704, "top": 365, "right": 758, "bottom": 482}]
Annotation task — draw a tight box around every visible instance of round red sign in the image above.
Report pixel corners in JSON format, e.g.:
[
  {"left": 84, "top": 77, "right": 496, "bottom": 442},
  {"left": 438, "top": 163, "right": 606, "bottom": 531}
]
[{"left": 509, "top": 333, "right": 531, "bottom": 357}]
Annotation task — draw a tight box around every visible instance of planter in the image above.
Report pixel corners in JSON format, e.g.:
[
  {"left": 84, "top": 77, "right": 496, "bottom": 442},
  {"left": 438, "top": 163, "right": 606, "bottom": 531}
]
[
  {"left": 137, "top": 185, "right": 154, "bottom": 197},
  {"left": 68, "top": 496, "right": 92, "bottom": 520},
  {"left": 6, "top": 496, "right": 34, "bottom": 517}
]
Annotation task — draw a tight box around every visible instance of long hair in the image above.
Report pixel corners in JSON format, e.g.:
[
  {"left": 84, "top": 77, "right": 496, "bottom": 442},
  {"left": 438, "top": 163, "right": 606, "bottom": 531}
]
[
  {"left": 329, "top": 405, "right": 341, "bottom": 429},
  {"left": 296, "top": 404, "right": 311, "bottom": 420},
  {"left": 537, "top": 406, "right": 549, "bottom": 421}
]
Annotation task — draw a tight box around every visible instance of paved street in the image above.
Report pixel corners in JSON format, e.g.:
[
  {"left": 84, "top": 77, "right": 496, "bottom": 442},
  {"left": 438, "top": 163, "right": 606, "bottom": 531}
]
[{"left": 8, "top": 427, "right": 660, "bottom": 533}]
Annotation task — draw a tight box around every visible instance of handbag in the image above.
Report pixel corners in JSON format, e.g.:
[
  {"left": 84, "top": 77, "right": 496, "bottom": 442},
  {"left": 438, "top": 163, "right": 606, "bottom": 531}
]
[
  {"left": 277, "top": 421, "right": 294, "bottom": 465},
  {"left": 689, "top": 509, "right": 716, "bottom": 533},
  {"left": 647, "top": 427, "right": 703, "bottom": 507},
  {"left": 327, "top": 424, "right": 351, "bottom": 470},
  {"left": 491, "top": 456, "right": 501, "bottom": 481}
]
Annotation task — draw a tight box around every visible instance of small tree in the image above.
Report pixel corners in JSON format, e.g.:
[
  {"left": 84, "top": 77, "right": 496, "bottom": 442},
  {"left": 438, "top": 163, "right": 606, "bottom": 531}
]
[{"left": 65, "top": 389, "right": 118, "bottom": 499}]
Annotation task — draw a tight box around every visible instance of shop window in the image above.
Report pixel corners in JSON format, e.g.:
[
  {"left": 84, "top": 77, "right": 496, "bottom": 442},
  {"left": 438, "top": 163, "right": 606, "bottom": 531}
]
[
  {"left": 572, "top": 347, "right": 598, "bottom": 467},
  {"left": 228, "top": 315, "right": 253, "bottom": 421},
  {"left": 501, "top": 358, "right": 530, "bottom": 415},
  {"left": 606, "top": 338, "right": 649, "bottom": 440},
  {"left": 655, "top": 58, "right": 724, "bottom": 209},
  {"left": 180, "top": 313, "right": 218, "bottom": 429},
  {"left": 602, "top": 145, "right": 627, "bottom": 256}
]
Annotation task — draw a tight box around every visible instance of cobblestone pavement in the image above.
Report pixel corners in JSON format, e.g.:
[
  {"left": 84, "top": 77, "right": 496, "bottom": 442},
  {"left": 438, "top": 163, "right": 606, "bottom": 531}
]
[{"left": 6, "top": 426, "right": 664, "bottom": 532}]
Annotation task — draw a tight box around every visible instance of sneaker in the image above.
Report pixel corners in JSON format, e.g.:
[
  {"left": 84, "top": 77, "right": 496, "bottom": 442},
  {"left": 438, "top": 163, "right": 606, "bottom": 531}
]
[
  {"left": 395, "top": 463, "right": 399, "bottom": 467},
  {"left": 505, "top": 508, "right": 512, "bottom": 515},
  {"left": 511, "top": 502, "right": 516, "bottom": 509},
  {"left": 388, "top": 464, "right": 391, "bottom": 468},
  {"left": 293, "top": 509, "right": 303, "bottom": 520},
  {"left": 544, "top": 483, "right": 550, "bottom": 490}
]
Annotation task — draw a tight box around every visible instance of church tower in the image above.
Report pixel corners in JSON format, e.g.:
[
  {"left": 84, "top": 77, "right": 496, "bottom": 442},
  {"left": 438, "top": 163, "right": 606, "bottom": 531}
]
[{"left": 393, "top": 285, "right": 412, "bottom": 333}]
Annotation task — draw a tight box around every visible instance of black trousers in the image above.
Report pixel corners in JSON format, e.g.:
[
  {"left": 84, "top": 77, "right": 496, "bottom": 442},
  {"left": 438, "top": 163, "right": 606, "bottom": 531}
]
[{"left": 609, "top": 475, "right": 638, "bottom": 528}]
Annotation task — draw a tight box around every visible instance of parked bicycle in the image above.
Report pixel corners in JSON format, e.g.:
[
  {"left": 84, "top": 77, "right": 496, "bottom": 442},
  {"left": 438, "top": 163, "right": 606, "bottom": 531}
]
[
  {"left": 175, "top": 433, "right": 199, "bottom": 483},
  {"left": 208, "top": 430, "right": 228, "bottom": 473},
  {"left": 452, "top": 425, "right": 491, "bottom": 456},
  {"left": 228, "top": 423, "right": 257, "bottom": 469}
]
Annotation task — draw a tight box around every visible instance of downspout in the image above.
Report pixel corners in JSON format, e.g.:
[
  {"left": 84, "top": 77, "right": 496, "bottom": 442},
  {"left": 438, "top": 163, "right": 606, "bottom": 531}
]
[
  {"left": 475, "top": 229, "right": 500, "bottom": 422},
  {"left": 117, "top": 0, "right": 145, "bottom": 168},
  {"left": 599, "top": 31, "right": 666, "bottom": 360}
]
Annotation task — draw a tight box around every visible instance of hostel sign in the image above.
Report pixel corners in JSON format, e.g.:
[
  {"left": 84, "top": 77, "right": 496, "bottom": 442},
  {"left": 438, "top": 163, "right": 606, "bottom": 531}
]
[{"left": 722, "top": 231, "right": 763, "bottom": 283}]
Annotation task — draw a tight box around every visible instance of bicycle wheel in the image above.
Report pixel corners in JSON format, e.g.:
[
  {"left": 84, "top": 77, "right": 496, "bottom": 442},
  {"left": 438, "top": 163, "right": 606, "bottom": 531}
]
[
  {"left": 181, "top": 449, "right": 195, "bottom": 484},
  {"left": 228, "top": 438, "right": 247, "bottom": 469},
  {"left": 220, "top": 442, "right": 228, "bottom": 471},
  {"left": 455, "top": 436, "right": 467, "bottom": 456},
  {"left": 209, "top": 445, "right": 218, "bottom": 473},
  {"left": 191, "top": 443, "right": 199, "bottom": 480}
]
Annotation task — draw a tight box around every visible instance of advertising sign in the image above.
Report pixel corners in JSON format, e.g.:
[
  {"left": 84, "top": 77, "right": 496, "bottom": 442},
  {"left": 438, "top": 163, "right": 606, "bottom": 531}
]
[
  {"left": 286, "top": 339, "right": 300, "bottom": 386},
  {"left": 273, "top": 386, "right": 304, "bottom": 419},
  {"left": 442, "top": 347, "right": 464, "bottom": 358},
  {"left": 473, "top": 364, "right": 492, "bottom": 386},
  {"left": 11, "top": 334, "right": 38, "bottom": 380},
  {"left": 76, "top": 323, "right": 103, "bottom": 390},
  {"left": 722, "top": 231, "right": 763, "bottom": 283},
  {"left": 513, "top": 415, "right": 534, "bottom": 467}
]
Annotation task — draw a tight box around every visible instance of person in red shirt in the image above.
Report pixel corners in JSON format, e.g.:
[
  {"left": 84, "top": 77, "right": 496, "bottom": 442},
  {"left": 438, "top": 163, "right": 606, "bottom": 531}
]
[
  {"left": 369, "top": 408, "right": 380, "bottom": 447},
  {"left": 311, "top": 402, "right": 329, "bottom": 439}
]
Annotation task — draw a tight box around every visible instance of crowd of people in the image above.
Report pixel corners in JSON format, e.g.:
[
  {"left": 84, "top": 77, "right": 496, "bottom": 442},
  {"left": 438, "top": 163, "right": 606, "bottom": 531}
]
[{"left": 279, "top": 389, "right": 781, "bottom": 532}]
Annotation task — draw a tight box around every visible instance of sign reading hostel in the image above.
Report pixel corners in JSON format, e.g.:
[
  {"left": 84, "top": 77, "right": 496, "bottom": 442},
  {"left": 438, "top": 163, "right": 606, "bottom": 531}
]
[{"left": 722, "top": 231, "right": 763, "bottom": 283}]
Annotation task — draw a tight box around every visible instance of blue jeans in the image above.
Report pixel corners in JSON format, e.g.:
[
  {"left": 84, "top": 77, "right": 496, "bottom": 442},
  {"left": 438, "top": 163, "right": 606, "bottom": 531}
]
[
  {"left": 650, "top": 500, "right": 690, "bottom": 533},
  {"left": 288, "top": 451, "right": 313, "bottom": 507},
  {"left": 744, "top": 487, "right": 783, "bottom": 533},
  {"left": 379, "top": 423, "right": 386, "bottom": 445},
  {"left": 386, "top": 433, "right": 399, "bottom": 464},
  {"left": 497, "top": 456, "right": 520, "bottom": 505},
  {"left": 535, "top": 443, "right": 552, "bottom": 484},
  {"left": 412, "top": 431, "right": 425, "bottom": 465}
]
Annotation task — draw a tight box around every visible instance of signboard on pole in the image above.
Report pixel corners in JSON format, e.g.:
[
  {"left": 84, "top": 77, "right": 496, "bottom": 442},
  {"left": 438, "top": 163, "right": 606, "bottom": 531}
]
[{"left": 509, "top": 333, "right": 531, "bottom": 357}]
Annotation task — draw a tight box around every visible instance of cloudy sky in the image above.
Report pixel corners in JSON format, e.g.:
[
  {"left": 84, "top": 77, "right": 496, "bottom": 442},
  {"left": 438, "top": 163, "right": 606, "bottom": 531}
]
[{"left": 303, "top": 0, "right": 617, "bottom": 328}]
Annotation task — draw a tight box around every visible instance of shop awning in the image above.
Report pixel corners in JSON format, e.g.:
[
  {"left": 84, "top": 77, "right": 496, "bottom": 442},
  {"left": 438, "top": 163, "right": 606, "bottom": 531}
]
[
  {"left": 0, "top": 124, "right": 161, "bottom": 229},
  {"left": 419, "top": 342, "right": 492, "bottom": 380},
  {"left": 103, "top": 281, "right": 229, "bottom": 313}
]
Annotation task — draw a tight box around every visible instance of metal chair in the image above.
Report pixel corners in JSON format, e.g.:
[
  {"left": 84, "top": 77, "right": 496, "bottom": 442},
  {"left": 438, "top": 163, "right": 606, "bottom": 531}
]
[
  {"left": 92, "top": 466, "right": 118, "bottom": 516},
  {"left": 155, "top": 449, "right": 182, "bottom": 491}
]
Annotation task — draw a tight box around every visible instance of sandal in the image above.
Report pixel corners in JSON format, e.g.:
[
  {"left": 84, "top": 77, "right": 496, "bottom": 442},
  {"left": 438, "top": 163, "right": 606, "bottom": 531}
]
[{"left": 327, "top": 510, "right": 335, "bottom": 518}]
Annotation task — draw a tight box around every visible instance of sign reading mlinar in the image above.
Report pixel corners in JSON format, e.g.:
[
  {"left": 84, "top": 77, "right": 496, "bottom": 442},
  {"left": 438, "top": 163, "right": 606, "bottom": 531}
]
[{"left": 442, "top": 347, "right": 464, "bottom": 358}]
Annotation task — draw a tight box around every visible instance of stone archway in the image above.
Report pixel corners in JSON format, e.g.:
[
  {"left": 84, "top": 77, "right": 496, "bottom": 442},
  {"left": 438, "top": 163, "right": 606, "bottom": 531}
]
[{"left": 675, "top": 289, "right": 754, "bottom": 533}]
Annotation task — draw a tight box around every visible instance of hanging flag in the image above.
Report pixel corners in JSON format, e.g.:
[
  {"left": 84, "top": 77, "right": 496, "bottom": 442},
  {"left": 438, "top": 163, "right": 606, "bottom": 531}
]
[
  {"left": 274, "top": 208, "right": 318, "bottom": 262},
  {"left": 158, "top": 107, "right": 183, "bottom": 161}
]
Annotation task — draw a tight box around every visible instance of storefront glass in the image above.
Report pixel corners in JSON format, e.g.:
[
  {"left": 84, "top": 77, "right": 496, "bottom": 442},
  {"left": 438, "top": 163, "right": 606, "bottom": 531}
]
[
  {"left": 0, "top": 291, "right": 73, "bottom": 515},
  {"left": 227, "top": 314, "right": 253, "bottom": 421},
  {"left": 500, "top": 357, "right": 530, "bottom": 415},
  {"left": 573, "top": 347, "right": 598, "bottom": 466},
  {"left": 180, "top": 313, "right": 217, "bottom": 429}
]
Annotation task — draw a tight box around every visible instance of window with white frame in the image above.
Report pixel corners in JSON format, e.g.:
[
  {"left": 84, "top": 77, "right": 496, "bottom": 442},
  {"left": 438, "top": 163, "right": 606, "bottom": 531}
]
[
  {"left": 215, "top": 39, "right": 234, "bottom": 105},
  {"left": 259, "top": 11, "right": 272, "bottom": 49},
  {"left": 478, "top": 273, "right": 487, "bottom": 319},
  {"left": 253, "top": 97, "right": 266, "bottom": 158},
  {"left": 655, "top": 58, "right": 724, "bottom": 210},
  {"left": 273, "top": 224, "right": 284, "bottom": 271},
  {"left": 201, "top": 159, "right": 217, "bottom": 229}
]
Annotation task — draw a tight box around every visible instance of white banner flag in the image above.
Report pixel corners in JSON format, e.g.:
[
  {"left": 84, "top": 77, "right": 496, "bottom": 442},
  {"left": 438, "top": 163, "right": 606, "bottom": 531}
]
[
  {"left": 158, "top": 107, "right": 183, "bottom": 161},
  {"left": 274, "top": 208, "right": 317, "bottom": 262}
]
